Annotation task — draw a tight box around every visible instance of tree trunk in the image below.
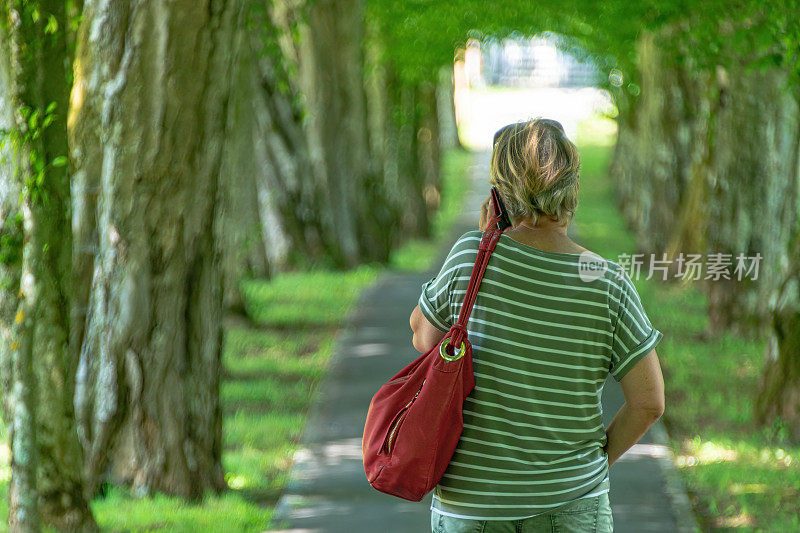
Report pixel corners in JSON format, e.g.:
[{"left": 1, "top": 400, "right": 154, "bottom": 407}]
[
  {"left": 295, "top": 0, "right": 370, "bottom": 266},
  {"left": 69, "top": 0, "right": 237, "bottom": 498},
  {"left": 609, "top": 31, "right": 697, "bottom": 255},
  {"left": 0, "top": 1, "right": 96, "bottom": 529},
  {"left": 267, "top": 0, "right": 425, "bottom": 266},
  {"left": 250, "top": 5, "right": 328, "bottom": 268},
  {"left": 437, "top": 66, "right": 462, "bottom": 152},
  {"left": 362, "top": 23, "right": 403, "bottom": 257},
  {"left": 218, "top": 5, "right": 271, "bottom": 312},
  {"left": 756, "top": 233, "right": 800, "bottom": 440},
  {"left": 397, "top": 82, "right": 431, "bottom": 237},
  {"left": 417, "top": 82, "right": 442, "bottom": 218},
  {"left": 704, "top": 65, "right": 799, "bottom": 333},
  {"left": 0, "top": 20, "right": 36, "bottom": 533}
]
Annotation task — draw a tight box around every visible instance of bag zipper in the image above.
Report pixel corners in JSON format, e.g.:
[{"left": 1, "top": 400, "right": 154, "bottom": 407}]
[{"left": 379, "top": 379, "right": 425, "bottom": 455}]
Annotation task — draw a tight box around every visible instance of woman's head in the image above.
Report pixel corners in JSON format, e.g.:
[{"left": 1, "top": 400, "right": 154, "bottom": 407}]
[{"left": 489, "top": 118, "right": 580, "bottom": 226}]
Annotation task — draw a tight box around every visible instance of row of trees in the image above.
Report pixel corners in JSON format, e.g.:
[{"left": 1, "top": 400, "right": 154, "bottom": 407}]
[{"left": 0, "top": 0, "right": 457, "bottom": 530}]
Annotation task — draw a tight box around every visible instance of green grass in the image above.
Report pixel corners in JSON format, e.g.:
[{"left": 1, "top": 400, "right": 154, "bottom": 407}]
[
  {"left": 575, "top": 139, "right": 800, "bottom": 531},
  {"left": 240, "top": 267, "right": 380, "bottom": 328},
  {"left": 0, "top": 147, "right": 473, "bottom": 532}
]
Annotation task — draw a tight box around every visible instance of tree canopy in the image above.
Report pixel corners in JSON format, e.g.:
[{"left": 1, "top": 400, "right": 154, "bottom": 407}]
[{"left": 368, "top": 0, "right": 800, "bottom": 100}]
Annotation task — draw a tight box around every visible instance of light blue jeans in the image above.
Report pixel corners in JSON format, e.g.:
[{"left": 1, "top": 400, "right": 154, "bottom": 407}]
[{"left": 430, "top": 493, "right": 614, "bottom": 532}]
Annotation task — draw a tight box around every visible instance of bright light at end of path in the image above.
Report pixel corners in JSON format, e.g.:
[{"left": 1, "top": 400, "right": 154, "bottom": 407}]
[{"left": 453, "top": 35, "right": 617, "bottom": 150}]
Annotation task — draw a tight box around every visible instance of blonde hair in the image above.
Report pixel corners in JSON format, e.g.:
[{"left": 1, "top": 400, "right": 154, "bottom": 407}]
[{"left": 489, "top": 118, "right": 580, "bottom": 225}]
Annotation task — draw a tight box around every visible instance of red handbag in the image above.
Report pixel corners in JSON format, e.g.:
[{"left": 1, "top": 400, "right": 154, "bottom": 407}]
[{"left": 361, "top": 206, "right": 508, "bottom": 502}]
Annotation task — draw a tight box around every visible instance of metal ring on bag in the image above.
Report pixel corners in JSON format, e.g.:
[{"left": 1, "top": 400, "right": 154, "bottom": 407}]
[{"left": 439, "top": 337, "right": 466, "bottom": 362}]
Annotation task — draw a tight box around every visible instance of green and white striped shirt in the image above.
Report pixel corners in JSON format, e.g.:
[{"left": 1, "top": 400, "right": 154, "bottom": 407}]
[{"left": 418, "top": 230, "right": 663, "bottom": 520}]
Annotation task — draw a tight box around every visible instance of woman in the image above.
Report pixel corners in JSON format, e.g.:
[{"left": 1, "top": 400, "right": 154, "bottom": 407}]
[{"left": 409, "top": 118, "right": 665, "bottom": 533}]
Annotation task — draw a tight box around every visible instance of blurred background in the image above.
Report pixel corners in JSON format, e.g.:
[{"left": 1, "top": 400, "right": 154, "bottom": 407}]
[{"left": 0, "top": 1, "right": 798, "bottom": 531}]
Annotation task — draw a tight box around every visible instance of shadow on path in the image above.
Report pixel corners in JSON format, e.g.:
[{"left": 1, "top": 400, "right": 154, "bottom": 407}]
[{"left": 271, "top": 152, "right": 697, "bottom": 532}]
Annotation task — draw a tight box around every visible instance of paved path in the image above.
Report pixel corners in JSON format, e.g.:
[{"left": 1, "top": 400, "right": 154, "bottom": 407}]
[{"left": 271, "top": 152, "right": 697, "bottom": 532}]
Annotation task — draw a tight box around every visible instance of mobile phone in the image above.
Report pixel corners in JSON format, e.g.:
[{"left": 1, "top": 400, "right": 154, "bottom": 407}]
[{"left": 490, "top": 187, "right": 512, "bottom": 230}]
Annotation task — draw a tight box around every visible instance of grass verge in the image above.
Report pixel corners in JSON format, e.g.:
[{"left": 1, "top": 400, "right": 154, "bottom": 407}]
[{"left": 575, "top": 141, "right": 800, "bottom": 532}]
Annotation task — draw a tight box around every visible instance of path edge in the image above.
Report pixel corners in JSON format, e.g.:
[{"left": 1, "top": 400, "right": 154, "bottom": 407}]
[
  {"left": 648, "top": 422, "right": 701, "bottom": 532},
  {"left": 269, "top": 269, "right": 394, "bottom": 530}
]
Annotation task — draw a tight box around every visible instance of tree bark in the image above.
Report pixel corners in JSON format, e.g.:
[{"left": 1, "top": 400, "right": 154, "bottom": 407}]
[
  {"left": 69, "top": 0, "right": 237, "bottom": 498},
  {"left": 0, "top": 1, "right": 97, "bottom": 529},
  {"left": 756, "top": 233, "right": 800, "bottom": 441},
  {"left": 704, "top": 65, "right": 799, "bottom": 333},
  {"left": 396, "top": 82, "right": 431, "bottom": 237},
  {"left": 217, "top": 5, "right": 271, "bottom": 312},
  {"left": 362, "top": 23, "right": 403, "bottom": 257},
  {"left": 295, "top": 0, "right": 370, "bottom": 266},
  {"left": 417, "top": 82, "right": 442, "bottom": 218},
  {"left": 609, "top": 31, "right": 696, "bottom": 255},
  {"left": 0, "top": 17, "right": 36, "bottom": 532},
  {"left": 250, "top": 6, "right": 327, "bottom": 268}
]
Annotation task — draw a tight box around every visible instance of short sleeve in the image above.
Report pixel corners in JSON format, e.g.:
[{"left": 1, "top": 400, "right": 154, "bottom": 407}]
[
  {"left": 609, "top": 268, "right": 663, "bottom": 381},
  {"left": 417, "top": 231, "right": 480, "bottom": 333}
]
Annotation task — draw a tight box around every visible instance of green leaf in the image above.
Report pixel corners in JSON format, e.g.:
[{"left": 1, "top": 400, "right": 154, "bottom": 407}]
[
  {"left": 28, "top": 109, "right": 40, "bottom": 130},
  {"left": 46, "top": 102, "right": 57, "bottom": 114},
  {"left": 45, "top": 15, "right": 58, "bottom": 34},
  {"left": 52, "top": 156, "right": 68, "bottom": 167}
]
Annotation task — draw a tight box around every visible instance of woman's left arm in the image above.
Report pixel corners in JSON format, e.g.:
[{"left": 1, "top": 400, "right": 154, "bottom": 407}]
[{"left": 410, "top": 305, "right": 447, "bottom": 353}]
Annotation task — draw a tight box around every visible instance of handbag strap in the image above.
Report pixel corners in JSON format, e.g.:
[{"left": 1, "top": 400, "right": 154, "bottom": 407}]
[{"left": 447, "top": 212, "right": 507, "bottom": 354}]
